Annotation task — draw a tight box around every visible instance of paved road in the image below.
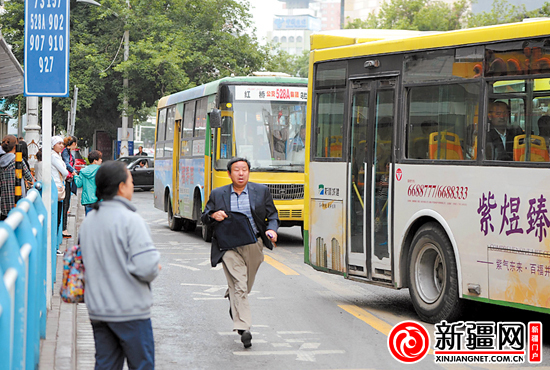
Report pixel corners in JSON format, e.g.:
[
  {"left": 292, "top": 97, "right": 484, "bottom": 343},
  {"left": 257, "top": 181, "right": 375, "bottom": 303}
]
[{"left": 129, "top": 190, "right": 550, "bottom": 370}]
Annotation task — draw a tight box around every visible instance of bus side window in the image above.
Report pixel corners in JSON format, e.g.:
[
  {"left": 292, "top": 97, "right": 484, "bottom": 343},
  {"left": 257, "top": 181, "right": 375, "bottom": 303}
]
[
  {"left": 315, "top": 91, "right": 345, "bottom": 159},
  {"left": 407, "top": 84, "right": 478, "bottom": 161}
]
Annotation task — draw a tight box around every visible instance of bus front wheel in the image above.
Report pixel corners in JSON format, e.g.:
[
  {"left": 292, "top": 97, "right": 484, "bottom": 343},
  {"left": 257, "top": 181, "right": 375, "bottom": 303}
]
[
  {"left": 408, "top": 222, "right": 462, "bottom": 323},
  {"left": 168, "top": 200, "right": 183, "bottom": 231}
]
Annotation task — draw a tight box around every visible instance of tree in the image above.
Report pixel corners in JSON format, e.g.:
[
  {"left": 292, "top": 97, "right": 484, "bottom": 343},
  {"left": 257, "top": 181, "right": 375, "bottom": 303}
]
[
  {"left": 344, "top": 0, "right": 550, "bottom": 32},
  {"left": 344, "top": 0, "right": 469, "bottom": 31},
  {"left": 0, "top": 0, "right": 269, "bottom": 146},
  {"left": 467, "top": 0, "right": 530, "bottom": 27},
  {"left": 263, "top": 47, "right": 309, "bottom": 78}
]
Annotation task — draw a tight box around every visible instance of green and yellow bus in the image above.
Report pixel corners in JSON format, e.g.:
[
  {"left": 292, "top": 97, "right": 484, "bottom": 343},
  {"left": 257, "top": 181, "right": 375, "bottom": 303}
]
[
  {"left": 304, "top": 20, "right": 550, "bottom": 322},
  {"left": 154, "top": 75, "right": 308, "bottom": 240}
]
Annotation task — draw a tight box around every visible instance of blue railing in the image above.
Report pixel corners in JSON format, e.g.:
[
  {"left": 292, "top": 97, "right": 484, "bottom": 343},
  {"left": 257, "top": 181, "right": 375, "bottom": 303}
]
[{"left": 0, "top": 181, "right": 60, "bottom": 370}]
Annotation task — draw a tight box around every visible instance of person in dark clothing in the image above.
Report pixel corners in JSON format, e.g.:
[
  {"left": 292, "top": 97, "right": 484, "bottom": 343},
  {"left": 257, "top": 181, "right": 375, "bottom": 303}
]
[
  {"left": 61, "top": 136, "right": 78, "bottom": 238},
  {"left": 134, "top": 146, "right": 148, "bottom": 156},
  {"left": 201, "top": 157, "right": 279, "bottom": 348},
  {"left": 486, "top": 101, "right": 524, "bottom": 161},
  {"left": 0, "top": 135, "right": 34, "bottom": 220},
  {"left": 17, "top": 137, "right": 29, "bottom": 169}
]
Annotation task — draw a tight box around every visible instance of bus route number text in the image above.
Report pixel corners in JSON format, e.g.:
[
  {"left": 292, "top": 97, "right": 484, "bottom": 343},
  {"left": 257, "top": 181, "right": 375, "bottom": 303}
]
[
  {"left": 27, "top": 0, "right": 66, "bottom": 74},
  {"left": 407, "top": 184, "right": 469, "bottom": 200}
]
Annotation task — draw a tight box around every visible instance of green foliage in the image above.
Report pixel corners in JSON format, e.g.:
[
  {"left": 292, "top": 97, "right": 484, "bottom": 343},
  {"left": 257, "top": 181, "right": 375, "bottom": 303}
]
[
  {"left": 0, "top": 0, "right": 270, "bottom": 146},
  {"left": 263, "top": 47, "right": 309, "bottom": 78},
  {"left": 344, "top": 0, "right": 550, "bottom": 32},
  {"left": 467, "top": 0, "right": 530, "bottom": 27}
]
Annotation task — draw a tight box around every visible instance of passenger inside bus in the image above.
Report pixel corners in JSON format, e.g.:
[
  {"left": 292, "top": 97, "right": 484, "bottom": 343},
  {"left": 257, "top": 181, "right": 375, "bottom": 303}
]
[
  {"left": 485, "top": 101, "right": 524, "bottom": 161},
  {"left": 538, "top": 115, "right": 550, "bottom": 150},
  {"left": 410, "top": 120, "right": 437, "bottom": 159}
]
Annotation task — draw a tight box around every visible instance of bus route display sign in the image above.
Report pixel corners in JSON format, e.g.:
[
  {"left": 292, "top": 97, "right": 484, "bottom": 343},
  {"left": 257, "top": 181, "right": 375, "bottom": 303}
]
[{"left": 24, "top": 0, "right": 70, "bottom": 97}]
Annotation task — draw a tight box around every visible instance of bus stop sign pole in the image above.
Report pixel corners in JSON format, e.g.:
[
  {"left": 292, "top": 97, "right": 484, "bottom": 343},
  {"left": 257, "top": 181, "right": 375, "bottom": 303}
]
[{"left": 24, "top": 0, "right": 70, "bottom": 307}]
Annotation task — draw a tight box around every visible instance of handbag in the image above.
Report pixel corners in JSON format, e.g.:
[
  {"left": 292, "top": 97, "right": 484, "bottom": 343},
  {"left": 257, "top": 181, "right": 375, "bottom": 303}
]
[
  {"left": 215, "top": 211, "right": 257, "bottom": 250},
  {"left": 57, "top": 173, "right": 66, "bottom": 200},
  {"left": 60, "top": 244, "right": 85, "bottom": 303},
  {"left": 70, "top": 179, "right": 77, "bottom": 195}
]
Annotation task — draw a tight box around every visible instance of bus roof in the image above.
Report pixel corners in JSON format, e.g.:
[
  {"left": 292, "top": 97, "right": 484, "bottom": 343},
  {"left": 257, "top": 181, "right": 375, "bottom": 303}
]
[
  {"left": 310, "top": 29, "right": 432, "bottom": 50},
  {"left": 158, "top": 75, "right": 308, "bottom": 108},
  {"left": 311, "top": 18, "right": 550, "bottom": 63}
]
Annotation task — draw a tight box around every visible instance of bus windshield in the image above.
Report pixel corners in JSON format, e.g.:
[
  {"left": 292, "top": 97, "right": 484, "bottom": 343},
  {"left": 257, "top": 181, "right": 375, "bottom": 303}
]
[
  {"left": 216, "top": 84, "right": 308, "bottom": 172},
  {"left": 234, "top": 101, "right": 307, "bottom": 171}
]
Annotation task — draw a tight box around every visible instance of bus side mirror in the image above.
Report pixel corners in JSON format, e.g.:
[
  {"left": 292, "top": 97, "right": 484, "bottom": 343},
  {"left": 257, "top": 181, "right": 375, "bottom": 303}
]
[{"left": 209, "top": 109, "right": 222, "bottom": 128}]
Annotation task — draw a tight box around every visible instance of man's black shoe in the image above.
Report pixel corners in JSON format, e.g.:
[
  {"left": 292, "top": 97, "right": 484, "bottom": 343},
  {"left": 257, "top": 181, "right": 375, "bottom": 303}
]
[{"left": 240, "top": 330, "right": 252, "bottom": 348}]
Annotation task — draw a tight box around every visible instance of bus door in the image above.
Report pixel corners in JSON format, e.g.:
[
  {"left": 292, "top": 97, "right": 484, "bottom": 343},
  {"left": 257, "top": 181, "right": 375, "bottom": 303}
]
[
  {"left": 348, "top": 77, "right": 395, "bottom": 280},
  {"left": 173, "top": 118, "right": 181, "bottom": 215}
]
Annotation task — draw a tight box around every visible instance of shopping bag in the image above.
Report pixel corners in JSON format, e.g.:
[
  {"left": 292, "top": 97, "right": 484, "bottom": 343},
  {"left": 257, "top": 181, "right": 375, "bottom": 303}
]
[{"left": 60, "top": 244, "right": 85, "bottom": 303}]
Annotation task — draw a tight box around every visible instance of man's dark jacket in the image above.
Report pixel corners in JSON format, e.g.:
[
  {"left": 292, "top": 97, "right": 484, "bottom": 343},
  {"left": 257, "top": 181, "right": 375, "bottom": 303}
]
[
  {"left": 486, "top": 126, "right": 524, "bottom": 161},
  {"left": 201, "top": 182, "right": 279, "bottom": 267}
]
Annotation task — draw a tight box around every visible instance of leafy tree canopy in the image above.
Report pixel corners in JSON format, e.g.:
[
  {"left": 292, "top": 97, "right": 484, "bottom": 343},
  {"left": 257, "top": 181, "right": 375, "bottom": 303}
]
[
  {"left": 345, "top": 0, "right": 550, "bottom": 31},
  {"left": 346, "top": 0, "right": 470, "bottom": 31}
]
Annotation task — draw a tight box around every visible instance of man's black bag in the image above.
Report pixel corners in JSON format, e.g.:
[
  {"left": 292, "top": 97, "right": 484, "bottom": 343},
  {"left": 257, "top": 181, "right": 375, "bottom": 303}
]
[{"left": 215, "top": 211, "right": 257, "bottom": 250}]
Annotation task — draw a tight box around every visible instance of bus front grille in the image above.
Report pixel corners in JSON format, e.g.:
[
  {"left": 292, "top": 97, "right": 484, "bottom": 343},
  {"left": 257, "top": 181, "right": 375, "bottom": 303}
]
[
  {"left": 278, "top": 209, "right": 303, "bottom": 219},
  {"left": 265, "top": 184, "right": 304, "bottom": 200}
]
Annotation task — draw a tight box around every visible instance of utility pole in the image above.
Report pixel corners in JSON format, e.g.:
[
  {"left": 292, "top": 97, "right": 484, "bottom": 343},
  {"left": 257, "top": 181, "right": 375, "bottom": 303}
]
[{"left": 120, "top": 0, "right": 130, "bottom": 157}]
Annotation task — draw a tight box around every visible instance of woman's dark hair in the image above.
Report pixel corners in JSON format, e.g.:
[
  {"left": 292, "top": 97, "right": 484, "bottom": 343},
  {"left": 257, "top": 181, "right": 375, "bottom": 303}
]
[
  {"left": 92, "top": 161, "right": 128, "bottom": 209},
  {"left": 227, "top": 157, "right": 251, "bottom": 172},
  {"left": 36, "top": 149, "right": 42, "bottom": 161},
  {"left": 64, "top": 135, "right": 77, "bottom": 147}
]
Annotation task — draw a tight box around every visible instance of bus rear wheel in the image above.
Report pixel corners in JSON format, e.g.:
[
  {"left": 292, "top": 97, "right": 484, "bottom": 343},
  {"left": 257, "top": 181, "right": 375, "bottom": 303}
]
[
  {"left": 408, "top": 222, "right": 462, "bottom": 323},
  {"left": 168, "top": 200, "right": 183, "bottom": 231}
]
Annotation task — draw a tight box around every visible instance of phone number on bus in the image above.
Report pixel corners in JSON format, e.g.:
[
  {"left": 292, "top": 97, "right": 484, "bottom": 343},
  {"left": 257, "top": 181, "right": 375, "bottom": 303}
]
[{"left": 407, "top": 184, "right": 469, "bottom": 200}]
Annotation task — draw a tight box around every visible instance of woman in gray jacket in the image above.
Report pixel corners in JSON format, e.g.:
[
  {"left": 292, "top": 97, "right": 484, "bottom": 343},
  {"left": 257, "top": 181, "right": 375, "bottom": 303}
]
[{"left": 79, "top": 160, "right": 160, "bottom": 370}]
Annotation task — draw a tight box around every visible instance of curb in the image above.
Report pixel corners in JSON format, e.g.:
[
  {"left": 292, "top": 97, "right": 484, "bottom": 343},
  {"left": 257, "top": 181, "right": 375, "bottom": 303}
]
[{"left": 38, "top": 190, "right": 83, "bottom": 369}]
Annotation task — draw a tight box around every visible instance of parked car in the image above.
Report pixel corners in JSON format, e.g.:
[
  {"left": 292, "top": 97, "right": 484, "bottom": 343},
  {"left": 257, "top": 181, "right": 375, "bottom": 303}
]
[
  {"left": 116, "top": 156, "right": 154, "bottom": 190},
  {"left": 73, "top": 149, "right": 86, "bottom": 173}
]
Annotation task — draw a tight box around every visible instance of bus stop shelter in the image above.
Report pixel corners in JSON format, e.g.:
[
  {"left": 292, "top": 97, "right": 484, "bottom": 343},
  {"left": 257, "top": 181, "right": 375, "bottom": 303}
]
[{"left": 0, "top": 32, "right": 24, "bottom": 138}]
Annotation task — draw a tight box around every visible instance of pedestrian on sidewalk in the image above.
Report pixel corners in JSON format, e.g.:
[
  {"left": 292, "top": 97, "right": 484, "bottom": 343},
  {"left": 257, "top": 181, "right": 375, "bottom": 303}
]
[
  {"left": 52, "top": 136, "right": 68, "bottom": 254},
  {"left": 79, "top": 160, "right": 161, "bottom": 370},
  {"left": 74, "top": 150, "right": 102, "bottom": 215},
  {"left": 34, "top": 149, "right": 43, "bottom": 182},
  {"left": 0, "top": 135, "right": 34, "bottom": 220},
  {"left": 61, "top": 136, "right": 78, "bottom": 238},
  {"left": 201, "top": 157, "right": 279, "bottom": 348}
]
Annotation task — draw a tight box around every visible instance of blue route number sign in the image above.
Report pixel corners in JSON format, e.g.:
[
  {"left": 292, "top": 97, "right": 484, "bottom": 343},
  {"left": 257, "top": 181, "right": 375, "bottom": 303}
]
[{"left": 24, "top": 0, "right": 70, "bottom": 97}]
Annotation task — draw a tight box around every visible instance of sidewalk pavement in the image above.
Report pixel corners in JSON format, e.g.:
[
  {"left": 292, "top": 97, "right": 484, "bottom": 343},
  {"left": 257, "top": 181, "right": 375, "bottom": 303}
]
[{"left": 38, "top": 191, "right": 95, "bottom": 370}]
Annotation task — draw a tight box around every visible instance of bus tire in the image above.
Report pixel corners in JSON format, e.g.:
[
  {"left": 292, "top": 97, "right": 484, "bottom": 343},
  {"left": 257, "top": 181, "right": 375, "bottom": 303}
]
[
  {"left": 182, "top": 219, "right": 197, "bottom": 232},
  {"left": 408, "top": 222, "right": 462, "bottom": 323},
  {"left": 168, "top": 200, "right": 183, "bottom": 231},
  {"left": 202, "top": 223, "right": 212, "bottom": 242}
]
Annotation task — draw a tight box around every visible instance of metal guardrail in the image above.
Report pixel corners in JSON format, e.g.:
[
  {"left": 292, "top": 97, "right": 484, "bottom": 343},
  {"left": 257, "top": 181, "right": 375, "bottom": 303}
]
[{"left": 0, "top": 181, "right": 61, "bottom": 370}]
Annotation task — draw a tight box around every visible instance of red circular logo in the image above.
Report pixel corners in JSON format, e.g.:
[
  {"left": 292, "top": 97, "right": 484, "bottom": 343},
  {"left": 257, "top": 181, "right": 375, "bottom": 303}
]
[
  {"left": 396, "top": 168, "right": 403, "bottom": 181},
  {"left": 387, "top": 321, "right": 430, "bottom": 363}
]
